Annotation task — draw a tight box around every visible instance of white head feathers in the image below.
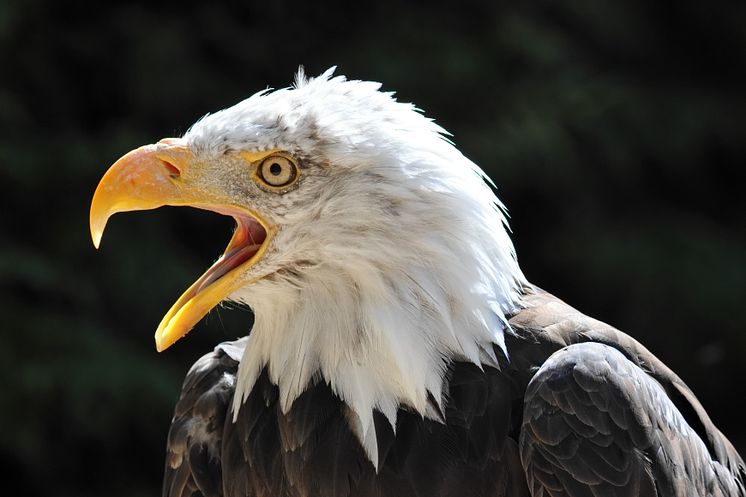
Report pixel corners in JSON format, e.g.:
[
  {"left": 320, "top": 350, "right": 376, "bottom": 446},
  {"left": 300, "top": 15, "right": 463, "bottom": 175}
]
[{"left": 184, "top": 68, "right": 527, "bottom": 467}]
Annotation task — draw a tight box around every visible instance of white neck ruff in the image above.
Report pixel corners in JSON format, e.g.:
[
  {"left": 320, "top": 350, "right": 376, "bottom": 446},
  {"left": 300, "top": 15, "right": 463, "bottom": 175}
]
[{"left": 229, "top": 179, "right": 525, "bottom": 467}]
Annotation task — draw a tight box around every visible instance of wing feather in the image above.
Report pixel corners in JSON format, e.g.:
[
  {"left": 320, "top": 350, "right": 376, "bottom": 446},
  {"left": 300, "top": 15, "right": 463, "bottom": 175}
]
[
  {"left": 509, "top": 290, "right": 745, "bottom": 497},
  {"left": 163, "top": 342, "right": 241, "bottom": 497}
]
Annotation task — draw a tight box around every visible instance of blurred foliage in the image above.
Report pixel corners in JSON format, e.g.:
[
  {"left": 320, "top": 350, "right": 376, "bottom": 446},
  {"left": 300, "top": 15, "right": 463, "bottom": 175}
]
[{"left": 1, "top": 1, "right": 744, "bottom": 495}]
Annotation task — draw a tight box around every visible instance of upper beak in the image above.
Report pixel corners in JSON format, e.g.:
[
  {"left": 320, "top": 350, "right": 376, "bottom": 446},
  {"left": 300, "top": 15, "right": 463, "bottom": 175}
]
[
  {"left": 90, "top": 139, "right": 272, "bottom": 352},
  {"left": 90, "top": 139, "right": 192, "bottom": 249}
]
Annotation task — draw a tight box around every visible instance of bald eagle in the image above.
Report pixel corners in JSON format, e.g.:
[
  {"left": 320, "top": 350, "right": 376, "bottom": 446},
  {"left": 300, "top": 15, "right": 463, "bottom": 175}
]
[{"left": 90, "top": 69, "right": 744, "bottom": 497}]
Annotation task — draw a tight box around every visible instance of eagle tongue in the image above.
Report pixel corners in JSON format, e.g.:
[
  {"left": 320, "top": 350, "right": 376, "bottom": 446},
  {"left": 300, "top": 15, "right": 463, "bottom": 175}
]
[{"left": 192, "top": 215, "right": 266, "bottom": 295}]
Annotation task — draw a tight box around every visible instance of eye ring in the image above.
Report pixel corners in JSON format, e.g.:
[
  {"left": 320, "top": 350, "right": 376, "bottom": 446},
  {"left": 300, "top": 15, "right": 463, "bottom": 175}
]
[{"left": 255, "top": 154, "right": 300, "bottom": 190}]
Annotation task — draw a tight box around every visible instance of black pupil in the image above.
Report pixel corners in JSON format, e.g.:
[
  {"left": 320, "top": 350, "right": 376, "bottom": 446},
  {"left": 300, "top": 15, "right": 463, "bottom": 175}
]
[{"left": 269, "top": 163, "right": 283, "bottom": 176}]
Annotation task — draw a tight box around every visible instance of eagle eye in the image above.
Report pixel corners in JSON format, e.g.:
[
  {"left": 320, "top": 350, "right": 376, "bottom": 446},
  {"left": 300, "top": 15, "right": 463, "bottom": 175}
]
[{"left": 255, "top": 154, "right": 299, "bottom": 190}]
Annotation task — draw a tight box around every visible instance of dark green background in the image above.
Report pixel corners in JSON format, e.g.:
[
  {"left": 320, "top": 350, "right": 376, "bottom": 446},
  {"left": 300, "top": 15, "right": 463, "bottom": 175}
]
[{"left": 1, "top": 1, "right": 744, "bottom": 496}]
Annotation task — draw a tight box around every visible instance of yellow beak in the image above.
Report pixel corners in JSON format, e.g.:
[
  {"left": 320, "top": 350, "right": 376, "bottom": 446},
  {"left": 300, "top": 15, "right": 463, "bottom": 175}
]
[
  {"left": 90, "top": 139, "right": 193, "bottom": 249},
  {"left": 90, "top": 139, "right": 273, "bottom": 352}
]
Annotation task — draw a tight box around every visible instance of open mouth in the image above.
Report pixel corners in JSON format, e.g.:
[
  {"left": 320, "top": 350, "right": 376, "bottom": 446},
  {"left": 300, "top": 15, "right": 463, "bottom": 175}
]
[
  {"left": 191, "top": 212, "right": 268, "bottom": 298},
  {"left": 153, "top": 207, "right": 271, "bottom": 351},
  {"left": 89, "top": 139, "right": 280, "bottom": 352}
]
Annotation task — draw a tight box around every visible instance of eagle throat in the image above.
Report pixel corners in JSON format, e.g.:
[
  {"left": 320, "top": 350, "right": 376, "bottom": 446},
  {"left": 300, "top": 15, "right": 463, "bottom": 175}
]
[{"left": 228, "top": 216, "right": 526, "bottom": 468}]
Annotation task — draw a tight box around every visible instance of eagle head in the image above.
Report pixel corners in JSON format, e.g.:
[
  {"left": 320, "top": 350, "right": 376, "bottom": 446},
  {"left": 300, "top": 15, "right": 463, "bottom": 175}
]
[{"left": 90, "top": 68, "right": 526, "bottom": 463}]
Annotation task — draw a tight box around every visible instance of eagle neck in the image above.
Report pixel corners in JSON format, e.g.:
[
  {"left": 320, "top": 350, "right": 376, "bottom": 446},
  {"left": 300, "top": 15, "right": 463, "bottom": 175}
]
[{"left": 231, "top": 255, "right": 524, "bottom": 467}]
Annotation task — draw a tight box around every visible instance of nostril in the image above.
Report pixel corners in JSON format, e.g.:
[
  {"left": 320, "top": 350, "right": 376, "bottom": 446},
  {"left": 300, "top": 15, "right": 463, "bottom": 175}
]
[{"left": 161, "top": 160, "right": 181, "bottom": 179}]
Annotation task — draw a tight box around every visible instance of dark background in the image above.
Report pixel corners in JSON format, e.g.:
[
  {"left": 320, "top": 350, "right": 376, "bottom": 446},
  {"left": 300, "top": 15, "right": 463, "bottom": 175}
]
[{"left": 1, "top": 1, "right": 744, "bottom": 496}]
